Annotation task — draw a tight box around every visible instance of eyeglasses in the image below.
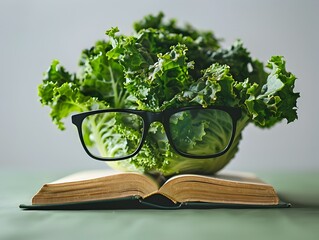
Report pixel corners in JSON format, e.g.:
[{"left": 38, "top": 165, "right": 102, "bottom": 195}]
[{"left": 71, "top": 106, "right": 241, "bottom": 161}]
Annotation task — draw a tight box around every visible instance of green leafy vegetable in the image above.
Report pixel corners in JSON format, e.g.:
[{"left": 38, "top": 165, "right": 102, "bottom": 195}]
[{"left": 38, "top": 12, "right": 299, "bottom": 176}]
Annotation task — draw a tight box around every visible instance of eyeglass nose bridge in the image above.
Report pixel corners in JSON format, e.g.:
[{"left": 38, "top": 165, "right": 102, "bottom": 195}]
[
  {"left": 145, "top": 111, "right": 165, "bottom": 124},
  {"left": 144, "top": 111, "right": 172, "bottom": 135},
  {"left": 142, "top": 111, "right": 170, "bottom": 139}
]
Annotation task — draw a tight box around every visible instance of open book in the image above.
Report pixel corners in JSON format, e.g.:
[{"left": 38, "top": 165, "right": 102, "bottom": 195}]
[{"left": 20, "top": 170, "right": 289, "bottom": 210}]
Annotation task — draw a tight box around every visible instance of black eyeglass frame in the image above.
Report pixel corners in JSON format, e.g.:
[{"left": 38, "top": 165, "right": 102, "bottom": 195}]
[{"left": 71, "top": 106, "right": 241, "bottom": 161}]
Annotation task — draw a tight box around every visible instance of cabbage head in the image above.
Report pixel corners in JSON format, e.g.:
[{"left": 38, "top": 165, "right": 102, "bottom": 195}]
[{"left": 38, "top": 13, "right": 299, "bottom": 176}]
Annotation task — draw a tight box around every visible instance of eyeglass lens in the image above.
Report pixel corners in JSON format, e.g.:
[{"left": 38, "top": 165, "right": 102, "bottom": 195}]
[
  {"left": 81, "top": 112, "right": 144, "bottom": 159},
  {"left": 169, "top": 109, "right": 233, "bottom": 156}
]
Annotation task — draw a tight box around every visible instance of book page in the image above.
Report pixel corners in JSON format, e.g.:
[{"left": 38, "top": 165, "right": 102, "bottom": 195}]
[
  {"left": 213, "top": 171, "right": 265, "bottom": 184},
  {"left": 51, "top": 169, "right": 120, "bottom": 184},
  {"left": 164, "top": 170, "right": 266, "bottom": 186}
]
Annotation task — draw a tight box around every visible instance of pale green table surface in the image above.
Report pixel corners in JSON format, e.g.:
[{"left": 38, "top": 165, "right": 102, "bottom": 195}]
[{"left": 1, "top": 170, "right": 319, "bottom": 240}]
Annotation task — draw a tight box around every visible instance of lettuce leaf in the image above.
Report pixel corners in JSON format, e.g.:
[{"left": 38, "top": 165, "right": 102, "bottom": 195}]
[{"left": 38, "top": 13, "right": 299, "bottom": 176}]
